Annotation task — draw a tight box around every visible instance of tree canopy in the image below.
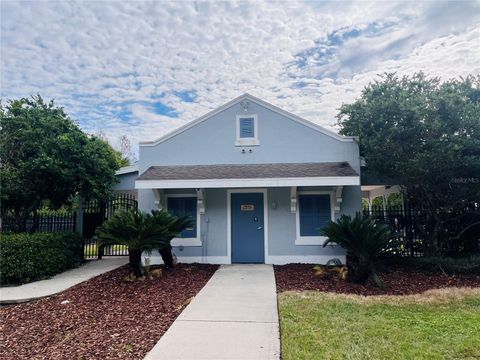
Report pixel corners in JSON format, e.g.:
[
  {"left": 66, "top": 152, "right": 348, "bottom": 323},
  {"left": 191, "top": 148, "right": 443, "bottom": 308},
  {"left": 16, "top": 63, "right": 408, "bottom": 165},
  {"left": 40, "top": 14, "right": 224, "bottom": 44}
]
[
  {"left": 338, "top": 73, "right": 480, "bottom": 254},
  {"left": 0, "top": 96, "right": 125, "bottom": 218}
]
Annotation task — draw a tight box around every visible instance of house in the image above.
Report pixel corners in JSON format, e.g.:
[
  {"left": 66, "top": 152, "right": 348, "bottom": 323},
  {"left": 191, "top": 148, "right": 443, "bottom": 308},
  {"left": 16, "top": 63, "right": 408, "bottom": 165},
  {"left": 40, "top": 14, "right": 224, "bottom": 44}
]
[{"left": 114, "top": 94, "right": 361, "bottom": 265}]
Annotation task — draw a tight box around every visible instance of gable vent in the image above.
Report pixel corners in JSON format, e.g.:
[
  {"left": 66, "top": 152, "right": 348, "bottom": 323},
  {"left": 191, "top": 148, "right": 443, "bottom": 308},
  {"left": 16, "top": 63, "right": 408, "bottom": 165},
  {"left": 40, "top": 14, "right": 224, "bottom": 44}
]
[{"left": 240, "top": 117, "right": 255, "bottom": 138}]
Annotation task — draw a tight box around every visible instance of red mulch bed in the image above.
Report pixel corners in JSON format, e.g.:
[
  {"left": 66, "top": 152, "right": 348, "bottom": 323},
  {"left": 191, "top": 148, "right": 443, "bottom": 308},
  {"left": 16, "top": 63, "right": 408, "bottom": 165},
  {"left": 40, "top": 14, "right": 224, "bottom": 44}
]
[
  {"left": 0, "top": 263, "right": 217, "bottom": 360},
  {"left": 274, "top": 264, "right": 480, "bottom": 296}
]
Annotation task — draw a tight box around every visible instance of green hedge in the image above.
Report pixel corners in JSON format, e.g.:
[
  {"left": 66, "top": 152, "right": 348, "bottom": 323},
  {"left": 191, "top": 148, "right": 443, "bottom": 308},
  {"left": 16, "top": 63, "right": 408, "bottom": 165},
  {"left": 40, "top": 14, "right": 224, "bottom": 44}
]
[
  {"left": 0, "top": 232, "right": 84, "bottom": 286},
  {"left": 384, "top": 255, "right": 480, "bottom": 275}
]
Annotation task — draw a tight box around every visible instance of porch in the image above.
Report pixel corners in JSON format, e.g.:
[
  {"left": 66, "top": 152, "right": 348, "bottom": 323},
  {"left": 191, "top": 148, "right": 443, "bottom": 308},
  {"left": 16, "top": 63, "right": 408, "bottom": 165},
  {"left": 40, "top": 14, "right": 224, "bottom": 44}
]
[{"left": 135, "top": 162, "right": 361, "bottom": 265}]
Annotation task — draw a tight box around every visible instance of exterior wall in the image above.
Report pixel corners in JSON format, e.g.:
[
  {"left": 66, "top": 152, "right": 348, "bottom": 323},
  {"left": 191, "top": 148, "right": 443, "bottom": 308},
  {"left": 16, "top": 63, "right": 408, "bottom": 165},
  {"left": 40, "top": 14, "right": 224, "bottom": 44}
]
[
  {"left": 143, "top": 185, "right": 360, "bottom": 265},
  {"left": 113, "top": 172, "right": 138, "bottom": 191},
  {"left": 142, "top": 188, "right": 230, "bottom": 265},
  {"left": 134, "top": 97, "right": 361, "bottom": 265},
  {"left": 138, "top": 100, "right": 360, "bottom": 174},
  {"left": 265, "top": 187, "right": 358, "bottom": 264}
]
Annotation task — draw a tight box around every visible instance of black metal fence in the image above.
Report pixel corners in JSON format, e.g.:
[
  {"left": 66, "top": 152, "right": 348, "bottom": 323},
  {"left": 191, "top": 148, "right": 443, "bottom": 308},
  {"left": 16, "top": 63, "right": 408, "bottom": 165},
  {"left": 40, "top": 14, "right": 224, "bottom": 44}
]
[
  {"left": 1, "top": 211, "right": 76, "bottom": 233},
  {"left": 364, "top": 205, "right": 423, "bottom": 256},
  {"left": 364, "top": 203, "right": 480, "bottom": 257},
  {"left": 1, "top": 193, "right": 137, "bottom": 261},
  {"left": 82, "top": 193, "right": 137, "bottom": 259}
]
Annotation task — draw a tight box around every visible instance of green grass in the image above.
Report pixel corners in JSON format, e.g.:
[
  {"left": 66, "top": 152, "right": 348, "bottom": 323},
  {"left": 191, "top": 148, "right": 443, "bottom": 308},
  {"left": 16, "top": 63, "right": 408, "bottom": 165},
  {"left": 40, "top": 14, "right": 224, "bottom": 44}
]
[
  {"left": 279, "top": 290, "right": 480, "bottom": 360},
  {"left": 83, "top": 244, "right": 128, "bottom": 258}
]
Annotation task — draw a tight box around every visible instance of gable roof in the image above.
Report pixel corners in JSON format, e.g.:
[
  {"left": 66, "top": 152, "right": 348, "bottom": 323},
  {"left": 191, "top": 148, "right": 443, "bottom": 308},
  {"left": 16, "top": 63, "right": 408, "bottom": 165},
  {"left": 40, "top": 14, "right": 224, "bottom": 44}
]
[
  {"left": 137, "top": 162, "right": 358, "bottom": 180},
  {"left": 140, "top": 93, "right": 357, "bottom": 146}
]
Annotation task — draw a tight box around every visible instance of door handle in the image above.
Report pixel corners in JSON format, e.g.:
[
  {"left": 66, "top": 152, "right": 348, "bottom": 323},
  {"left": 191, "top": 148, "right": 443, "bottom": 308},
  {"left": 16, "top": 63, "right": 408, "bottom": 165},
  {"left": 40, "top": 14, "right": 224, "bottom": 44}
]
[{"left": 257, "top": 226, "right": 263, "bottom": 230}]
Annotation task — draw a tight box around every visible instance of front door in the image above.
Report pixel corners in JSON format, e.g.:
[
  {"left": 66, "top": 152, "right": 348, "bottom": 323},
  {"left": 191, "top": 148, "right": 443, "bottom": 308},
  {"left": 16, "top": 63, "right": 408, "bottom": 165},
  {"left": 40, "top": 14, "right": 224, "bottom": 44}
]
[{"left": 231, "top": 193, "right": 265, "bottom": 263}]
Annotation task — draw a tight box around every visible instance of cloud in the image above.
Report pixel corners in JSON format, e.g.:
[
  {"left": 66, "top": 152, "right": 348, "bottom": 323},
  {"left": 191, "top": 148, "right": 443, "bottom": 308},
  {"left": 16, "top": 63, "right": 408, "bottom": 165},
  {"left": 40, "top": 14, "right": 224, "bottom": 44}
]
[{"left": 1, "top": 0, "right": 479, "bottom": 156}]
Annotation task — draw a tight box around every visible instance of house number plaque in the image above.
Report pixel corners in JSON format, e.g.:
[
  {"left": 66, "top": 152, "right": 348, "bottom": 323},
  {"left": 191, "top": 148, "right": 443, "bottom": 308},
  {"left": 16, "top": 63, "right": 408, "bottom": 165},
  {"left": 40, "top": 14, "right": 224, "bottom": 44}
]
[{"left": 240, "top": 204, "right": 255, "bottom": 211}]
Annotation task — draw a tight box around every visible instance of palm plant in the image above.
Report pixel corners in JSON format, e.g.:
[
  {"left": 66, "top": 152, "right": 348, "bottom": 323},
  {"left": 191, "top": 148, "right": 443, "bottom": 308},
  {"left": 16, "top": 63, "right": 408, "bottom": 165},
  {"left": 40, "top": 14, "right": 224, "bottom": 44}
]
[
  {"left": 321, "top": 213, "right": 396, "bottom": 288},
  {"left": 95, "top": 209, "right": 192, "bottom": 277}
]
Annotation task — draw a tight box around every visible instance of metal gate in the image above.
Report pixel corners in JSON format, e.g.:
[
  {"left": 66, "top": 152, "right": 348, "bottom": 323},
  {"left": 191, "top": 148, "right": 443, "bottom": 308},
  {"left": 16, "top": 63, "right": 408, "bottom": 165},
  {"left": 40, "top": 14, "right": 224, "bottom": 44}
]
[{"left": 82, "top": 193, "right": 137, "bottom": 259}]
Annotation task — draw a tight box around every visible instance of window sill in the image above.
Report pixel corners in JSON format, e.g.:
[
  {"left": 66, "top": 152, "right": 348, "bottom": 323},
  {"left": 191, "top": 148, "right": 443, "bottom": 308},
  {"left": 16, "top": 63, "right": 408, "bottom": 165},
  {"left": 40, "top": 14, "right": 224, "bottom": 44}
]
[
  {"left": 295, "top": 236, "right": 328, "bottom": 246},
  {"left": 235, "top": 139, "right": 260, "bottom": 147},
  {"left": 171, "top": 238, "right": 202, "bottom": 247}
]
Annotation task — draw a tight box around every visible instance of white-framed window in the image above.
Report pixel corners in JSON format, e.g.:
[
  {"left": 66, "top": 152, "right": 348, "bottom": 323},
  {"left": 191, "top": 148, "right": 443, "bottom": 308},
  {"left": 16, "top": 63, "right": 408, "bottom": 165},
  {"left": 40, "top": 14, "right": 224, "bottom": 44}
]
[
  {"left": 295, "top": 191, "right": 334, "bottom": 246},
  {"left": 166, "top": 194, "right": 202, "bottom": 246},
  {"left": 235, "top": 114, "right": 259, "bottom": 146}
]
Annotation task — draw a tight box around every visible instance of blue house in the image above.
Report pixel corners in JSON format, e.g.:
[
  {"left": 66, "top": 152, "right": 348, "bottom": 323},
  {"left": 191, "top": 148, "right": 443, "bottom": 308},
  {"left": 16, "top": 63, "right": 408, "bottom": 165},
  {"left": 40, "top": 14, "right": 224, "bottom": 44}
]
[{"left": 114, "top": 94, "right": 361, "bottom": 264}]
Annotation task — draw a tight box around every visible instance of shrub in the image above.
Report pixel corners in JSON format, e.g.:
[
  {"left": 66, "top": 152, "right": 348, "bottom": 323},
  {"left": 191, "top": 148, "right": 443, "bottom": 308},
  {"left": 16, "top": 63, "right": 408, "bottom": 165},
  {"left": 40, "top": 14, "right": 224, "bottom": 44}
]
[
  {"left": 385, "top": 255, "right": 480, "bottom": 275},
  {"left": 0, "top": 232, "right": 83, "bottom": 285},
  {"left": 321, "top": 214, "right": 398, "bottom": 288},
  {"left": 95, "top": 209, "right": 191, "bottom": 277}
]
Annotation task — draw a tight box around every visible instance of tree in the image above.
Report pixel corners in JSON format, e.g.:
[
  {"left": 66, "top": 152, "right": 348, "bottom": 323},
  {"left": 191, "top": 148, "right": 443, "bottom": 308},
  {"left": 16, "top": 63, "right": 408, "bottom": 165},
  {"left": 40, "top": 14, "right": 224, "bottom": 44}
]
[
  {"left": 119, "top": 135, "right": 136, "bottom": 164},
  {"left": 0, "top": 96, "right": 125, "bottom": 230},
  {"left": 96, "top": 130, "right": 130, "bottom": 167},
  {"left": 95, "top": 210, "right": 192, "bottom": 277},
  {"left": 322, "top": 214, "right": 396, "bottom": 288},
  {"left": 338, "top": 73, "right": 480, "bottom": 255}
]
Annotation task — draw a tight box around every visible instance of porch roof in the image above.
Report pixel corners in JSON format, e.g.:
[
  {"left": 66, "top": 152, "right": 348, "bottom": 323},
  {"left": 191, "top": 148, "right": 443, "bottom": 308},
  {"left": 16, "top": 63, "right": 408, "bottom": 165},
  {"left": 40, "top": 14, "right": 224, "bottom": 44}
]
[{"left": 136, "top": 162, "right": 360, "bottom": 189}]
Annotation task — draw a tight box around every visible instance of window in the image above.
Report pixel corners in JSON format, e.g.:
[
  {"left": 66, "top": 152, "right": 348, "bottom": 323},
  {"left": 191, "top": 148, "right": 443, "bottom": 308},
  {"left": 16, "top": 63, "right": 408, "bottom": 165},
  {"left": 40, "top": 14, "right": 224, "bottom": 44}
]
[
  {"left": 167, "top": 196, "right": 197, "bottom": 238},
  {"left": 295, "top": 193, "right": 333, "bottom": 245},
  {"left": 236, "top": 114, "right": 259, "bottom": 146}
]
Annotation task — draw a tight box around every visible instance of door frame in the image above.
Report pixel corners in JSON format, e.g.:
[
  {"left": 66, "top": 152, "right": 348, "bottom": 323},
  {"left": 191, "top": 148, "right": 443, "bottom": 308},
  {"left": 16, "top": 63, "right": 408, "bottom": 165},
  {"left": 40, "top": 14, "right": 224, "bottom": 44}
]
[{"left": 227, "top": 188, "right": 268, "bottom": 264}]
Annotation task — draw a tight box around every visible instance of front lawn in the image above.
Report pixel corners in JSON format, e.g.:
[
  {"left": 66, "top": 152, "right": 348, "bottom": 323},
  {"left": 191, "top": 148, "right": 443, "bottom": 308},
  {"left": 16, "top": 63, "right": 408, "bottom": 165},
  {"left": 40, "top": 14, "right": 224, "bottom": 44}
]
[{"left": 279, "top": 289, "right": 480, "bottom": 360}]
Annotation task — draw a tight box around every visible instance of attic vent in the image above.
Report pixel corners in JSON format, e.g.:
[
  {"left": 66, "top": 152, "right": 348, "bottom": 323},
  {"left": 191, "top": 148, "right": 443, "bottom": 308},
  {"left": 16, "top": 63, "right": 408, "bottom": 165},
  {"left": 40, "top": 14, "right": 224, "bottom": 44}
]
[
  {"left": 240, "top": 117, "right": 254, "bottom": 138},
  {"left": 235, "top": 114, "right": 259, "bottom": 146}
]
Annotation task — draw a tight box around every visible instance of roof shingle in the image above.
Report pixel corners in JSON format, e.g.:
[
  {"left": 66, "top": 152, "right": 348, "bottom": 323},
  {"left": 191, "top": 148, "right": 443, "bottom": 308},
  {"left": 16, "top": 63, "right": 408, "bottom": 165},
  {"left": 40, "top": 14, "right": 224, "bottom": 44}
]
[{"left": 137, "top": 162, "right": 358, "bottom": 181}]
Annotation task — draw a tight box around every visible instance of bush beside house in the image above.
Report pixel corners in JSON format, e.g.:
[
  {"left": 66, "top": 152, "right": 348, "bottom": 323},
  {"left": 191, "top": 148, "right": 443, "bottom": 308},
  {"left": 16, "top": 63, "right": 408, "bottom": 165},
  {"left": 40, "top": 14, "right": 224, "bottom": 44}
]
[
  {"left": 95, "top": 209, "right": 192, "bottom": 278},
  {"left": 0, "top": 232, "right": 84, "bottom": 285},
  {"left": 321, "top": 214, "right": 397, "bottom": 288}
]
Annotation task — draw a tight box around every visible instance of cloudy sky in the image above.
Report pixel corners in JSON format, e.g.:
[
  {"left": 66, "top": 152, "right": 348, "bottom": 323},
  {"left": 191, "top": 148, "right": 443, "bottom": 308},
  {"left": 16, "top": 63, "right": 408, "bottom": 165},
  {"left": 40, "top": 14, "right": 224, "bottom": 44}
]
[{"left": 1, "top": 1, "right": 479, "bottom": 156}]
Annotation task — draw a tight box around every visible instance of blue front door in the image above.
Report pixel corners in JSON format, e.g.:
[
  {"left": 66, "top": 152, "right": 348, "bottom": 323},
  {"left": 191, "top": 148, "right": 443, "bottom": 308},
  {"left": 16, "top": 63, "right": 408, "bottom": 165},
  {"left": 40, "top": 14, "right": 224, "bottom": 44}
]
[{"left": 231, "top": 193, "right": 265, "bottom": 263}]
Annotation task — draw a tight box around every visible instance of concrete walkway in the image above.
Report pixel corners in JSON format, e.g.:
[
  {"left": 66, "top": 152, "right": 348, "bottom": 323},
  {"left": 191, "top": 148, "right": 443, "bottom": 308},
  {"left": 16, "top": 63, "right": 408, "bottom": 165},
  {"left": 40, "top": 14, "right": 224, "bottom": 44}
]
[
  {"left": 0, "top": 257, "right": 128, "bottom": 304},
  {"left": 144, "top": 264, "right": 281, "bottom": 360}
]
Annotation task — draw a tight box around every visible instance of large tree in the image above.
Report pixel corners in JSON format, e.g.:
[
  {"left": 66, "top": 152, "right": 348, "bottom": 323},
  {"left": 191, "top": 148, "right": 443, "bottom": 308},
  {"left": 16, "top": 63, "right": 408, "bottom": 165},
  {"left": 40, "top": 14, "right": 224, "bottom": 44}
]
[
  {"left": 338, "top": 73, "right": 480, "bottom": 255},
  {"left": 0, "top": 96, "right": 125, "bottom": 230}
]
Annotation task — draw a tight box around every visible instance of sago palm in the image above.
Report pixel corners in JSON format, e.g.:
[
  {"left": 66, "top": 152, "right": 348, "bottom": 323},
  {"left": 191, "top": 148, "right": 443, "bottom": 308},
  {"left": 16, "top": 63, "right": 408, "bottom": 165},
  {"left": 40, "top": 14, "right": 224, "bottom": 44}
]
[
  {"left": 321, "top": 213, "right": 396, "bottom": 288},
  {"left": 95, "top": 209, "right": 192, "bottom": 277}
]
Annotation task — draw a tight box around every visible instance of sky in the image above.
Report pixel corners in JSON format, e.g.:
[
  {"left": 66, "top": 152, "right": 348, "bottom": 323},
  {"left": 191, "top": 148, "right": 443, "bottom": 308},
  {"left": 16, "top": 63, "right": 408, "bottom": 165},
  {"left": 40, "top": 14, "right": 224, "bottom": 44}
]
[{"left": 1, "top": 0, "right": 479, "bottom": 157}]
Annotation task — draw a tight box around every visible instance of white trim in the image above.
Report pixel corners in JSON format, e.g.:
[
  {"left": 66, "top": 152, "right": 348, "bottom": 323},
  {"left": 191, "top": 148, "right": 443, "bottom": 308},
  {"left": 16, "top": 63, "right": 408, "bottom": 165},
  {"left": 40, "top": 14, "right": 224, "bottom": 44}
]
[
  {"left": 227, "top": 188, "right": 268, "bottom": 264},
  {"left": 144, "top": 254, "right": 346, "bottom": 265},
  {"left": 115, "top": 164, "right": 139, "bottom": 175},
  {"left": 144, "top": 255, "right": 230, "bottom": 265},
  {"left": 136, "top": 176, "right": 360, "bottom": 189},
  {"left": 139, "top": 93, "right": 356, "bottom": 146},
  {"left": 170, "top": 238, "right": 202, "bottom": 247},
  {"left": 165, "top": 193, "right": 202, "bottom": 247},
  {"left": 265, "top": 255, "right": 346, "bottom": 265},
  {"left": 295, "top": 190, "right": 335, "bottom": 246},
  {"left": 235, "top": 114, "right": 259, "bottom": 146}
]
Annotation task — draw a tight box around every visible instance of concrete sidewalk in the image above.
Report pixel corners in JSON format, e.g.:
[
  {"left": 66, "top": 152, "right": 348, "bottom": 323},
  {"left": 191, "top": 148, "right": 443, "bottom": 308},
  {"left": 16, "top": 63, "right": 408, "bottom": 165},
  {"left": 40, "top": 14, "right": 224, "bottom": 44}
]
[
  {"left": 144, "top": 264, "right": 280, "bottom": 360},
  {"left": 0, "top": 257, "right": 128, "bottom": 304}
]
